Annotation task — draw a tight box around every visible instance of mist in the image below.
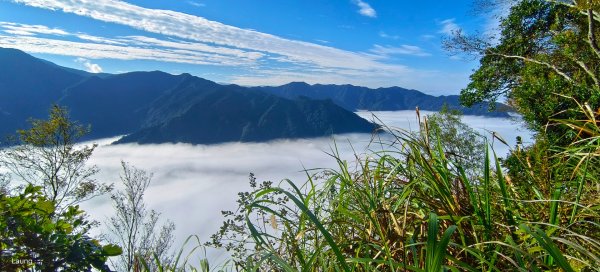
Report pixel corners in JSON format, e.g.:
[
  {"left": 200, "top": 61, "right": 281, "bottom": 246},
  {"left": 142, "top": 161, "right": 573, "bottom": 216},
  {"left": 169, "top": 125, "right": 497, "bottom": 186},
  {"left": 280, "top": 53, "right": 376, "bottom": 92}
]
[{"left": 80, "top": 110, "right": 533, "bottom": 264}]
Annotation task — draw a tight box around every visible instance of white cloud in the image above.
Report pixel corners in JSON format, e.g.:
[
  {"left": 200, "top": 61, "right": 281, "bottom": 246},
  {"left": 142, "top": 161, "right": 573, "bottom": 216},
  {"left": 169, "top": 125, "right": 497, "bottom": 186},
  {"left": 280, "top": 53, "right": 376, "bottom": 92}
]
[
  {"left": 0, "top": 35, "right": 258, "bottom": 66},
  {"left": 75, "top": 57, "right": 103, "bottom": 73},
  {"left": 123, "top": 35, "right": 264, "bottom": 60},
  {"left": 439, "top": 18, "right": 461, "bottom": 35},
  {"left": 0, "top": 31, "right": 467, "bottom": 91},
  {"left": 379, "top": 31, "right": 399, "bottom": 40},
  {"left": 11, "top": 0, "right": 385, "bottom": 71},
  {"left": 352, "top": 0, "right": 377, "bottom": 18},
  {"left": 82, "top": 134, "right": 378, "bottom": 263},
  {"left": 369, "top": 44, "right": 431, "bottom": 57},
  {"left": 187, "top": 1, "right": 205, "bottom": 8},
  {"left": 76, "top": 33, "right": 126, "bottom": 45},
  {"left": 481, "top": 2, "right": 514, "bottom": 45},
  {"left": 0, "top": 22, "right": 266, "bottom": 66},
  {"left": 0, "top": 21, "right": 68, "bottom": 36},
  {"left": 86, "top": 62, "right": 103, "bottom": 73}
]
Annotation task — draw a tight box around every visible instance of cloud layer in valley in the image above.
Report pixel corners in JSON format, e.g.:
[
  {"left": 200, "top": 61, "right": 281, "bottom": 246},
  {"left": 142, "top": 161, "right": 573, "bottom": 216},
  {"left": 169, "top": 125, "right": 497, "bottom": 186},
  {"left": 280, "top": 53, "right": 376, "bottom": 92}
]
[{"left": 79, "top": 111, "right": 532, "bottom": 263}]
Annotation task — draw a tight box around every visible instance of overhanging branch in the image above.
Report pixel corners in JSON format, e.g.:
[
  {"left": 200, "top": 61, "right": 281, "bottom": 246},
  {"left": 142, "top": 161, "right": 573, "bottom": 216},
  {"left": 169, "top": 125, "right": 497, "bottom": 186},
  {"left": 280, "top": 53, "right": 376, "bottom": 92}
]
[{"left": 488, "top": 51, "right": 575, "bottom": 83}]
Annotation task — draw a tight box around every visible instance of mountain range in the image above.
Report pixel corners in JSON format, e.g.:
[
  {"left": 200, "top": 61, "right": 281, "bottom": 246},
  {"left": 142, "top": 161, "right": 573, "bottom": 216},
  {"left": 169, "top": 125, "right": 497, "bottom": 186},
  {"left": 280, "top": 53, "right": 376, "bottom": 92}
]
[
  {"left": 0, "top": 47, "right": 509, "bottom": 145},
  {"left": 253, "top": 83, "right": 509, "bottom": 117}
]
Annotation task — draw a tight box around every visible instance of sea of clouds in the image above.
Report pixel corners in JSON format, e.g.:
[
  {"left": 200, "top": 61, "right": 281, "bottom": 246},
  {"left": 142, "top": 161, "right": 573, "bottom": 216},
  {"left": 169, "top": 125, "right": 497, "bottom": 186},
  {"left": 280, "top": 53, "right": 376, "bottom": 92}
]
[{"left": 80, "top": 110, "right": 533, "bottom": 264}]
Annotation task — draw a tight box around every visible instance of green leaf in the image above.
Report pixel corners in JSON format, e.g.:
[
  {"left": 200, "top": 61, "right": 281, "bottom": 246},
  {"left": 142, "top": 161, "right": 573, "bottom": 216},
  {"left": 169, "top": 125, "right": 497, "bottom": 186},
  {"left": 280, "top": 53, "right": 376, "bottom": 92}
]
[
  {"left": 519, "top": 224, "right": 575, "bottom": 272},
  {"left": 102, "top": 244, "right": 123, "bottom": 256}
]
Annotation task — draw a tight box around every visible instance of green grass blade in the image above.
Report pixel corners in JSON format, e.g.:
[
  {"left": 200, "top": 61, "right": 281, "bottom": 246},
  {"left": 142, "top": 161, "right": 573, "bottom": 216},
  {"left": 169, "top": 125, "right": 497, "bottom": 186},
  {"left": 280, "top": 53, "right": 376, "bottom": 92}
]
[
  {"left": 425, "top": 212, "right": 457, "bottom": 271},
  {"left": 519, "top": 224, "right": 575, "bottom": 272},
  {"left": 255, "top": 181, "right": 350, "bottom": 272}
]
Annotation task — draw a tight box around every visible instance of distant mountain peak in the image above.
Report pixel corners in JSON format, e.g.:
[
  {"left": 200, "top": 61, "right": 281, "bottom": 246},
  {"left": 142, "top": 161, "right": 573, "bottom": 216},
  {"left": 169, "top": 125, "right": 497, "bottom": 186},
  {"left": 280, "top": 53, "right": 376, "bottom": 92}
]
[{"left": 283, "top": 81, "right": 311, "bottom": 87}]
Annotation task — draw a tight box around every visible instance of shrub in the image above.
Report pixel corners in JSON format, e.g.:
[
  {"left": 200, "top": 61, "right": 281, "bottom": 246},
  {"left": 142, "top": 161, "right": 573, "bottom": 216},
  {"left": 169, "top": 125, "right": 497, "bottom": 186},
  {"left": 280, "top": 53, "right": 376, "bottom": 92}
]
[{"left": 209, "top": 110, "right": 599, "bottom": 271}]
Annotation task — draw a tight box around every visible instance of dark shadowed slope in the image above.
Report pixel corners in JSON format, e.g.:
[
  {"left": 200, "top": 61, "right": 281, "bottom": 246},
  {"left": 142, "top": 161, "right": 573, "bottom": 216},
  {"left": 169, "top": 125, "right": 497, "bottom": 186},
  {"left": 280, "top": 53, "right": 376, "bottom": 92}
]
[
  {"left": 116, "top": 78, "right": 377, "bottom": 144},
  {"left": 60, "top": 71, "right": 190, "bottom": 138},
  {"left": 0, "top": 48, "right": 87, "bottom": 137}
]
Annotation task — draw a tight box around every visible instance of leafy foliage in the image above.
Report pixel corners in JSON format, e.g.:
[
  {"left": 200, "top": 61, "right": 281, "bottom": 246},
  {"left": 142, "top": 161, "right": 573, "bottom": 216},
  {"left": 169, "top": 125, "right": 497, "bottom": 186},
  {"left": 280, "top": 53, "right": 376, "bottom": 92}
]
[
  {"left": 208, "top": 110, "right": 599, "bottom": 271},
  {"left": 0, "top": 185, "right": 121, "bottom": 271},
  {"left": 0, "top": 105, "right": 112, "bottom": 208},
  {"left": 422, "top": 106, "right": 487, "bottom": 179},
  {"left": 450, "top": 0, "right": 600, "bottom": 144},
  {"left": 0, "top": 105, "right": 122, "bottom": 271}
]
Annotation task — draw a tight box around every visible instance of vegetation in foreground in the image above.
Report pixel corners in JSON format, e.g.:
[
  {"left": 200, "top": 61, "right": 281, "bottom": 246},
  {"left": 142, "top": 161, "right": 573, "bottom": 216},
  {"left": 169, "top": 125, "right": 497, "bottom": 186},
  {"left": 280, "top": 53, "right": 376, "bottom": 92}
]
[
  {"left": 1, "top": 0, "right": 600, "bottom": 271},
  {"left": 0, "top": 106, "right": 122, "bottom": 271},
  {"left": 204, "top": 105, "right": 599, "bottom": 271},
  {"left": 204, "top": 0, "right": 600, "bottom": 270}
]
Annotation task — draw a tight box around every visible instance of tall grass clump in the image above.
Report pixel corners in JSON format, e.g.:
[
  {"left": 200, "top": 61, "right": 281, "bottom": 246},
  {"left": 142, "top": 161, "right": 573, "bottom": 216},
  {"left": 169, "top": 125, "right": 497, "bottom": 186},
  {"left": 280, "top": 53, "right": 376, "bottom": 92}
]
[
  {"left": 135, "top": 235, "right": 236, "bottom": 272},
  {"left": 206, "top": 107, "right": 599, "bottom": 271}
]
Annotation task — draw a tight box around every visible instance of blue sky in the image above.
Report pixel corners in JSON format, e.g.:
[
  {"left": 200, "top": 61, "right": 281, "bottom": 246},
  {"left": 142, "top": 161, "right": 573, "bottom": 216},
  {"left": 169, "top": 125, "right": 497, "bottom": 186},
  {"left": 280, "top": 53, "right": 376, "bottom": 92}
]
[{"left": 0, "top": 0, "right": 497, "bottom": 95}]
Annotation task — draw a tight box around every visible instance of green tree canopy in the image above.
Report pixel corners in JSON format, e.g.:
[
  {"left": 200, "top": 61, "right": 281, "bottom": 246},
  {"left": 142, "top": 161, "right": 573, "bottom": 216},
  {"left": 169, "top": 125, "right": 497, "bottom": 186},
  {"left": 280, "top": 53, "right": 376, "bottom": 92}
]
[
  {"left": 0, "top": 105, "right": 112, "bottom": 208},
  {"left": 450, "top": 0, "right": 600, "bottom": 144},
  {"left": 0, "top": 185, "right": 121, "bottom": 271},
  {"left": 422, "top": 106, "right": 486, "bottom": 179}
]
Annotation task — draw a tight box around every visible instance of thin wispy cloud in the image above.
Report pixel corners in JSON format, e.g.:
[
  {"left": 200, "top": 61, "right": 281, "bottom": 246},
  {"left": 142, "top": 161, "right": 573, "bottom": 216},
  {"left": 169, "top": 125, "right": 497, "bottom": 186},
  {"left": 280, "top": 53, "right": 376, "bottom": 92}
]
[
  {"left": 75, "top": 57, "right": 103, "bottom": 73},
  {"left": 0, "top": 34, "right": 257, "bottom": 66},
  {"left": 11, "top": 0, "right": 384, "bottom": 71},
  {"left": 352, "top": 0, "right": 377, "bottom": 18},
  {"left": 379, "top": 31, "right": 400, "bottom": 40},
  {"left": 0, "top": 22, "right": 266, "bottom": 66},
  {"left": 481, "top": 1, "right": 513, "bottom": 45},
  {"left": 369, "top": 44, "right": 431, "bottom": 57},
  {"left": 439, "top": 18, "right": 461, "bottom": 35},
  {"left": 76, "top": 33, "right": 126, "bottom": 45},
  {"left": 123, "top": 36, "right": 263, "bottom": 60},
  {"left": 0, "top": 22, "right": 68, "bottom": 36},
  {"left": 0, "top": 27, "right": 466, "bottom": 93},
  {"left": 187, "top": 1, "right": 205, "bottom": 8}
]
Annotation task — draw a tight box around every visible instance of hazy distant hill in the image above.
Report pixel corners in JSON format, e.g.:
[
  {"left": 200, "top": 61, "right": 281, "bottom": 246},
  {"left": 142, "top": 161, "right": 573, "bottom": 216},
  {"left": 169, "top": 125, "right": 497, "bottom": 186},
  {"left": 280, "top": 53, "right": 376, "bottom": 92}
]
[
  {"left": 0, "top": 48, "right": 376, "bottom": 144},
  {"left": 117, "top": 77, "right": 377, "bottom": 144},
  {"left": 254, "top": 82, "right": 511, "bottom": 117}
]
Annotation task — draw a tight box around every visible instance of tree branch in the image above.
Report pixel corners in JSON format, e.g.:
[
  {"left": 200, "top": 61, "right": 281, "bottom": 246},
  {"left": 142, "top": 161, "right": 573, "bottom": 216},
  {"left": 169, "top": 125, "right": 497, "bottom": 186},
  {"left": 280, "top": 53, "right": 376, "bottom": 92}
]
[
  {"left": 547, "top": 0, "right": 576, "bottom": 9},
  {"left": 575, "top": 60, "right": 600, "bottom": 87},
  {"left": 587, "top": 8, "right": 600, "bottom": 59},
  {"left": 487, "top": 51, "right": 575, "bottom": 82}
]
